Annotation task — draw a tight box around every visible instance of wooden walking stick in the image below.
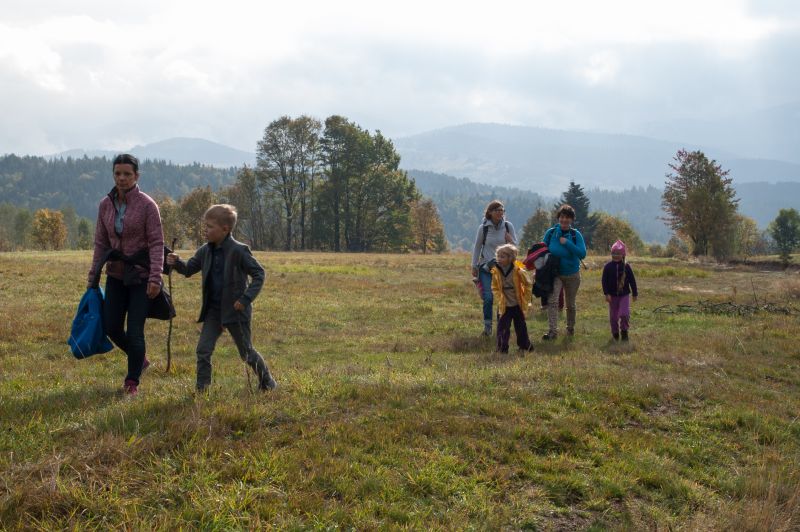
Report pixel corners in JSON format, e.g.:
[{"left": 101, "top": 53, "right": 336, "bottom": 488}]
[{"left": 166, "top": 238, "right": 177, "bottom": 372}]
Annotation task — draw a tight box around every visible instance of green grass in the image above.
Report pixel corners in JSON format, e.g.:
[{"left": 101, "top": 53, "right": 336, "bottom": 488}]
[{"left": 1, "top": 251, "right": 799, "bottom": 529}]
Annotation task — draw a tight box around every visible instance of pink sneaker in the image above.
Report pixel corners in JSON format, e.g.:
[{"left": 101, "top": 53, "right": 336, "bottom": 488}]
[{"left": 123, "top": 379, "right": 138, "bottom": 396}]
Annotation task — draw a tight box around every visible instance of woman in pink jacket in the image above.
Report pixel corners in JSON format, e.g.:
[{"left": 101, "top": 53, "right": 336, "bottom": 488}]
[{"left": 87, "top": 154, "right": 164, "bottom": 396}]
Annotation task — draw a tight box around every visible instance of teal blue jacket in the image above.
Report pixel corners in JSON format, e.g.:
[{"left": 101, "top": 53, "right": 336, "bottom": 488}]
[{"left": 542, "top": 225, "right": 586, "bottom": 275}]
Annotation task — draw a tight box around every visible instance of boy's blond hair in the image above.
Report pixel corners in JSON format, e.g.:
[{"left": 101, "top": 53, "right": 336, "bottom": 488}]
[
  {"left": 203, "top": 204, "right": 238, "bottom": 230},
  {"left": 495, "top": 243, "right": 518, "bottom": 260}
]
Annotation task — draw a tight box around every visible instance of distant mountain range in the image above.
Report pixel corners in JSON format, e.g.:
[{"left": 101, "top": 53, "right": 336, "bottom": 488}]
[
  {"left": 639, "top": 101, "right": 800, "bottom": 165},
  {"left": 52, "top": 137, "right": 255, "bottom": 168},
  {"left": 394, "top": 123, "right": 800, "bottom": 195},
  {"left": 23, "top": 125, "right": 800, "bottom": 245}
]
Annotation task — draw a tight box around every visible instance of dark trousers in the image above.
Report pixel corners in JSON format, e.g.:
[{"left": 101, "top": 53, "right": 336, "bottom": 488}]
[
  {"left": 496, "top": 305, "right": 532, "bottom": 352},
  {"left": 195, "top": 307, "right": 272, "bottom": 390},
  {"left": 104, "top": 276, "right": 148, "bottom": 384}
]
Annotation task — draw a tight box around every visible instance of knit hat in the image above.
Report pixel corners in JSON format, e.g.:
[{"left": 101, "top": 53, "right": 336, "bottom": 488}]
[{"left": 611, "top": 240, "right": 626, "bottom": 256}]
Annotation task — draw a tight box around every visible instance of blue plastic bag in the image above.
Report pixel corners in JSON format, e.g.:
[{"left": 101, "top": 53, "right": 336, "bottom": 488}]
[{"left": 68, "top": 287, "right": 114, "bottom": 359}]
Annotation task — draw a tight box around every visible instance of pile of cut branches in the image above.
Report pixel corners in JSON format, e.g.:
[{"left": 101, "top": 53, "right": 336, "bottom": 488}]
[{"left": 652, "top": 300, "right": 798, "bottom": 316}]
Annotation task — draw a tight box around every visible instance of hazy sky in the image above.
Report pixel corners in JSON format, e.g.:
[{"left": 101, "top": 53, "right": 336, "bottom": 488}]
[{"left": 1, "top": 0, "right": 798, "bottom": 154}]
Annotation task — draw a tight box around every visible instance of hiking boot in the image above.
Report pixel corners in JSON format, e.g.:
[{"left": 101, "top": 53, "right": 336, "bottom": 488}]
[
  {"left": 566, "top": 328, "right": 575, "bottom": 336},
  {"left": 259, "top": 373, "right": 278, "bottom": 391},
  {"left": 123, "top": 379, "right": 138, "bottom": 397},
  {"left": 519, "top": 344, "right": 534, "bottom": 356},
  {"left": 621, "top": 330, "right": 629, "bottom": 342},
  {"left": 612, "top": 333, "right": 620, "bottom": 341},
  {"left": 542, "top": 332, "right": 557, "bottom": 341},
  {"left": 482, "top": 322, "right": 492, "bottom": 336}
]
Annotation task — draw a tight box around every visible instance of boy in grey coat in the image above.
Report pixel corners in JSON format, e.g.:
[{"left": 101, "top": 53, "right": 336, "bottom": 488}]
[{"left": 167, "top": 204, "right": 276, "bottom": 392}]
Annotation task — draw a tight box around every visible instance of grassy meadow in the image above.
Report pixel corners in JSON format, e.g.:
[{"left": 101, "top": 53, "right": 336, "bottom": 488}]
[{"left": 1, "top": 250, "right": 799, "bottom": 530}]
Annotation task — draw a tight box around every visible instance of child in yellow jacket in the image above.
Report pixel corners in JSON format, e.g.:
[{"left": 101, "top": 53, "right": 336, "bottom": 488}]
[{"left": 491, "top": 244, "right": 534, "bottom": 353}]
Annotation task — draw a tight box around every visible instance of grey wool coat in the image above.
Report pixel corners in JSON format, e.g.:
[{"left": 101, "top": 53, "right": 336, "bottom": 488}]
[{"left": 173, "top": 235, "right": 265, "bottom": 325}]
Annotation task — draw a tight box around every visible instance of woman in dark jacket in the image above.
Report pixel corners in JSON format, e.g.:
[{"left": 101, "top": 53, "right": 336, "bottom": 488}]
[{"left": 87, "top": 154, "right": 164, "bottom": 396}]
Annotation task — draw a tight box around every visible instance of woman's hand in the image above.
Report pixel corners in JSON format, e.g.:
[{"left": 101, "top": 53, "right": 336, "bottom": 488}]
[
  {"left": 166, "top": 252, "right": 179, "bottom": 266},
  {"left": 233, "top": 300, "right": 244, "bottom": 312},
  {"left": 605, "top": 294, "right": 612, "bottom": 303},
  {"left": 505, "top": 231, "right": 514, "bottom": 243},
  {"left": 146, "top": 282, "right": 161, "bottom": 299},
  {"left": 559, "top": 236, "right": 567, "bottom": 245},
  {"left": 472, "top": 267, "right": 478, "bottom": 278}
]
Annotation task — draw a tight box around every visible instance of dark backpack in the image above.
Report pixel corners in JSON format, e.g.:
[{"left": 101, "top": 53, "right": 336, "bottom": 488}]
[
  {"left": 482, "top": 221, "right": 511, "bottom": 247},
  {"left": 523, "top": 243, "right": 560, "bottom": 297},
  {"left": 544, "top": 226, "right": 577, "bottom": 247}
]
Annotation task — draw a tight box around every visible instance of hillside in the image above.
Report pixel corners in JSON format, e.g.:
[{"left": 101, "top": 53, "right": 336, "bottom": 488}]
[
  {"left": 395, "top": 123, "right": 800, "bottom": 193},
  {"left": 52, "top": 138, "right": 256, "bottom": 168},
  {"left": 0, "top": 155, "right": 238, "bottom": 219}
]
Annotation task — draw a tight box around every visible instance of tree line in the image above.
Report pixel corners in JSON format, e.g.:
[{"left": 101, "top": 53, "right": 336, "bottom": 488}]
[{"left": 0, "top": 116, "right": 448, "bottom": 254}]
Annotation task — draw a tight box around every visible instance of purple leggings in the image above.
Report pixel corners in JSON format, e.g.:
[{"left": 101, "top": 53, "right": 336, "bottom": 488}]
[{"left": 608, "top": 295, "right": 630, "bottom": 335}]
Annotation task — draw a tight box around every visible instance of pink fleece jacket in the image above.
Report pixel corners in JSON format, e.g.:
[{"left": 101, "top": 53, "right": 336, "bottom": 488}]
[{"left": 88, "top": 185, "right": 164, "bottom": 285}]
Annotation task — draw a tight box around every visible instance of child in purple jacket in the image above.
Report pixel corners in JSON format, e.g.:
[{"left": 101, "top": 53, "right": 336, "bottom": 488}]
[{"left": 601, "top": 240, "right": 638, "bottom": 341}]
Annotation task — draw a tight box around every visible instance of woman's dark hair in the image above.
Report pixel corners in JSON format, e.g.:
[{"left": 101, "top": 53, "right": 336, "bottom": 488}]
[
  {"left": 484, "top": 200, "right": 505, "bottom": 220},
  {"left": 112, "top": 153, "right": 139, "bottom": 173},
  {"left": 556, "top": 204, "right": 576, "bottom": 220}
]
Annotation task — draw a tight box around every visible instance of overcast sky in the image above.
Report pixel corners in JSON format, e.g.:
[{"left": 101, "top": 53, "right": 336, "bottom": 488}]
[{"left": 1, "top": 0, "right": 798, "bottom": 155}]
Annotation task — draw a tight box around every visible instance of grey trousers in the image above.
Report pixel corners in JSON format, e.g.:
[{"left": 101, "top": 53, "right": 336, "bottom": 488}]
[
  {"left": 196, "top": 308, "right": 271, "bottom": 390},
  {"left": 547, "top": 272, "right": 581, "bottom": 335}
]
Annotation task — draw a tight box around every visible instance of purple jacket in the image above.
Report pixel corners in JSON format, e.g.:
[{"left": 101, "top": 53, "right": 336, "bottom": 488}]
[
  {"left": 601, "top": 260, "right": 638, "bottom": 297},
  {"left": 88, "top": 185, "right": 164, "bottom": 285}
]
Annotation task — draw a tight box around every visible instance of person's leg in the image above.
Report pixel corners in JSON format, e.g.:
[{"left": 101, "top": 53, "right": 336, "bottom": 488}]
[
  {"left": 562, "top": 273, "right": 581, "bottom": 334},
  {"left": 609, "top": 297, "right": 621, "bottom": 338},
  {"left": 123, "top": 282, "right": 149, "bottom": 385},
  {"left": 619, "top": 295, "right": 631, "bottom": 340},
  {"left": 195, "top": 310, "right": 223, "bottom": 390},
  {"left": 496, "top": 309, "right": 512, "bottom": 352},
  {"left": 228, "top": 320, "right": 276, "bottom": 389},
  {"left": 511, "top": 306, "right": 532, "bottom": 350},
  {"left": 545, "top": 276, "right": 564, "bottom": 338},
  {"left": 103, "top": 276, "right": 129, "bottom": 351},
  {"left": 479, "top": 269, "right": 493, "bottom": 334}
]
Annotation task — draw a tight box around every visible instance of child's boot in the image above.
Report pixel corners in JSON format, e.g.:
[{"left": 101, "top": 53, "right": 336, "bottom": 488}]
[
  {"left": 621, "top": 330, "right": 629, "bottom": 342},
  {"left": 612, "top": 332, "right": 620, "bottom": 341},
  {"left": 250, "top": 356, "right": 277, "bottom": 391}
]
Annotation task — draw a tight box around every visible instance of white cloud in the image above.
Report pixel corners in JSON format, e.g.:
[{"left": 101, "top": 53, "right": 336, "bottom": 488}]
[{"left": 0, "top": 0, "right": 797, "bottom": 154}]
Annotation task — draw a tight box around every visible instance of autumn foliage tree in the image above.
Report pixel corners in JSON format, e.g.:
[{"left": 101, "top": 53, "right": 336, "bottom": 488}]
[
  {"left": 180, "top": 186, "right": 216, "bottom": 246},
  {"left": 31, "top": 209, "right": 67, "bottom": 250},
  {"left": 662, "top": 150, "right": 738, "bottom": 258},
  {"left": 411, "top": 198, "right": 447, "bottom": 253},
  {"left": 592, "top": 212, "right": 644, "bottom": 254}
]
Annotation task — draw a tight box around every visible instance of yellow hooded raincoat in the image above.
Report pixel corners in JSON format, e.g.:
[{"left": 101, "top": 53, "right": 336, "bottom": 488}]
[{"left": 490, "top": 260, "right": 532, "bottom": 316}]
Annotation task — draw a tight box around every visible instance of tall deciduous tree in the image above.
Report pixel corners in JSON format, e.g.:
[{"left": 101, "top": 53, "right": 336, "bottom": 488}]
[
  {"left": 290, "top": 116, "right": 321, "bottom": 250},
  {"left": 257, "top": 116, "right": 304, "bottom": 250},
  {"left": 411, "top": 197, "right": 446, "bottom": 253},
  {"left": 154, "top": 194, "right": 185, "bottom": 248},
  {"left": 662, "top": 150, "right": 739, "bottom": 257},
  {"left": 31, "top": 209, "right": 67, "bottom": 250},
  {"left": 180, "top": 186, "right": 216, "bottom": 246},
  {"left": 520, "top": 207, "right": 551, "bottom": 252},
  {"left": 732, "top": 214, "right": 761, "bottom": 261},
  {"left": 592, "top": 212, "right": 644, "bottom": 254},
  {"left": 553, "top": 181, "right": 597, "bottom": 245},
  {"left": 769, "top": 208, "right": 800, "bottom": 267}
]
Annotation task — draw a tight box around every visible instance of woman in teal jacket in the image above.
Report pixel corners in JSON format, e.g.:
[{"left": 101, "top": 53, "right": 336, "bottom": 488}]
[{"left": 541, "top": 204, "right": 586, "bottom": 339}]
